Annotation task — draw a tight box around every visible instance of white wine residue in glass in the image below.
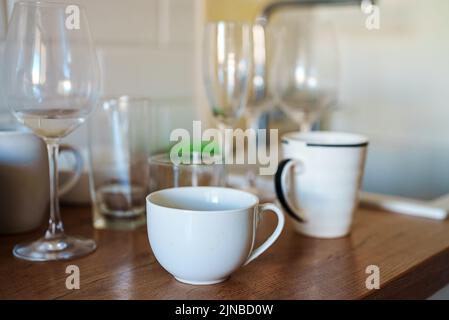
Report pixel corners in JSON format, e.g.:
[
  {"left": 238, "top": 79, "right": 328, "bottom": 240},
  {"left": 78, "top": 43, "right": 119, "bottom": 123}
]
[{"left": 14, "top": 109, "right": 87, "bottom": 139}]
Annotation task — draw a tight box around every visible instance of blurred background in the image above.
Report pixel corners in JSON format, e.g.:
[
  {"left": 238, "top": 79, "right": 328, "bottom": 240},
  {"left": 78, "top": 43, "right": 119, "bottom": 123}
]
[{"left": 1, "top": 0, "right": 448, "bottom": 200}]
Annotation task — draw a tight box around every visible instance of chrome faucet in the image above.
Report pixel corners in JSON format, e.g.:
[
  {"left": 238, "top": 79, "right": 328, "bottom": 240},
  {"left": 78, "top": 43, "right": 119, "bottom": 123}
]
[{"left": 257, "top": 0, "right": 374, "bottom": 26}]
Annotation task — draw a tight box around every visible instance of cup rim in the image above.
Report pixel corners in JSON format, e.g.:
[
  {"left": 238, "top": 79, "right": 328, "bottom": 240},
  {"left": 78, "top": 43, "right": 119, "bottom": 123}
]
[
  {"left": 146, "top": 186, "right": 259, "bottom": 214},
  {"left": 282, "top": 131, "right": 368, "bottom": 148}
]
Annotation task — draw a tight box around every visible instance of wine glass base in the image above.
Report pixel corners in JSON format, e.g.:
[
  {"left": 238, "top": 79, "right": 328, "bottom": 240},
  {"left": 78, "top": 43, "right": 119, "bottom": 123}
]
[{"left": 13, "top": 235, "right": 96, "bottom": 262}]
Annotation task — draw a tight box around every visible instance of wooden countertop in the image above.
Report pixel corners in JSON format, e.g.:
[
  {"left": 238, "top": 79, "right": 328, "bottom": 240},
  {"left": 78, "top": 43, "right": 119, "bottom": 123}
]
[{"left": 1, "top": 204, "right": 449, "bottom": 299}]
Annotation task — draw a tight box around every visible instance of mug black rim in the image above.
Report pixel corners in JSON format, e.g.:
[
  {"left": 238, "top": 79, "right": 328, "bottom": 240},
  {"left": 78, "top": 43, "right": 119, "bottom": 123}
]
[{"left": 282, "top": 131, "right": 369, "bottom": 148}]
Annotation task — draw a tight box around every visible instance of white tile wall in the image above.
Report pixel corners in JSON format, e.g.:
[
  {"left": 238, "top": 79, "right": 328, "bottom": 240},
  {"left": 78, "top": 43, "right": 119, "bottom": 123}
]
[
  {"left": 75, "top": 0, "right": 159, "bottom": 44},
  {"left": 97, "top": 44, "right": 194, "bottom": 98},
  {"left": 274, "top": 0, "right": 449, "bottom": 200},
  {"left": 0, "top": 0, "right": 198, "bottom": 149},
  {"left": 330, "top": 0, "right": 449, "bottom": 200},
  {"left": 0, "top": 0, "right": 195, "bottom": 92},
  {"left": 2, "top": 0, "right": 449, "bottom": 199},
  {"left": 0, "top": 0, "right": 5, "bottom": 39},
  {"left": 169, "top": 0, "right": 196, "bottom": 45}
]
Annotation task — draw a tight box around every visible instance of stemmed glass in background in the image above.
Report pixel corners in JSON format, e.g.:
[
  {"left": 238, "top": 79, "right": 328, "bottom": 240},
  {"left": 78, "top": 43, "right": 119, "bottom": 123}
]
[
  {"left": 202, "top": 21, "right": 252, "bottom": 161},
  {"left": 3, "top": 1, "right": 100, "bottom": 261},
  {"left": 244, "top": 23, "right": 274, "bottom": 196},
  {"left": 246, "top": 24, "right": 272, "bottom": 133},
  {"left": 271, "top": 13, "right": 338, "bottom": 132}
]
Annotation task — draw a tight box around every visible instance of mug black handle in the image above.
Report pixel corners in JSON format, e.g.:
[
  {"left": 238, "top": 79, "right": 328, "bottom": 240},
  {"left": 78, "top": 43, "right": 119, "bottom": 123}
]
[{"left": 274, "top": 158, "right": 305, "bottom": 223}]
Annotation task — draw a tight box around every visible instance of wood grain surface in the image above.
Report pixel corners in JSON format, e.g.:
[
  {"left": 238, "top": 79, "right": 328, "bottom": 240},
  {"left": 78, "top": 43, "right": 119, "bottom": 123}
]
[{"left": 1, "top": 205, "right": 449, "bottom": 299}]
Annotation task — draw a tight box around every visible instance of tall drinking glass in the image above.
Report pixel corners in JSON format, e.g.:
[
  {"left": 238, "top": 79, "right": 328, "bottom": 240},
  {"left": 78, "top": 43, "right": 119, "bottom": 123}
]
[
  {"left": 89, "top": 97, "right": 150, "bottom": 230},
  {"left": 203, "top": 21, "right": 252, "bottom": 159},
  {"left": 3, "top": 1, "right": 100, "bottom": 261}
]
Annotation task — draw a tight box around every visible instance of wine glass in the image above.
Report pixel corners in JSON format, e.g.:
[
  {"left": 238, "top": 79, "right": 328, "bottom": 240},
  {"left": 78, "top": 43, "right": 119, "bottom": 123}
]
[
  {"left": 271, "top": 14, "right": 338, "bottom": 132},
  {"left": 246, "top": 24, "right": 272, "bottom": 132},
  {"left": 202, "top": 21, "right": 252, "bottom": 159},
  {"left": 244, "top": 24, "right": 274, "bottom": 196},
  {"left": 3, "top": 1, "right": 100, "bottom": 261}
]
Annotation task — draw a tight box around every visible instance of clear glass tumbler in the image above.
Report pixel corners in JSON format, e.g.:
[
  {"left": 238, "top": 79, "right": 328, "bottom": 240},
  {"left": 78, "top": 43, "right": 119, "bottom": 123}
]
[
  {"left": 88, "top": 97, "right": 151, "bottom": 230},
  {"left": 148, "top": 153, "right": 226, "bottom": 193}
]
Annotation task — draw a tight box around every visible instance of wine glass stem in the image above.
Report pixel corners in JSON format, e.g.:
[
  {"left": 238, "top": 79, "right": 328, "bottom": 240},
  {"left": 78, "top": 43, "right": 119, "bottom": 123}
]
[
  {"left": 247, "top": 113, "right": 260, "bottom": 132},
  {"left": 45, "top": 141, "right": 65, "bottom": 240},
  {"left": 217, "top": 123, "right": 231, "bottom": 186},
  {"left": 247, "top": 113, "right": 260, "bottom": 144},
  {"left": 246, "top": 113, "right": 260, "bottom": 188},
  {"left": 218, "top": 123, "right": 231, "bottom": 162}
]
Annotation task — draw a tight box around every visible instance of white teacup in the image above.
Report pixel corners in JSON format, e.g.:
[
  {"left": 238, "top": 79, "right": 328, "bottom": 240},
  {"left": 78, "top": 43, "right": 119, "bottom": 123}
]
[
  {"left": 146, "top": 187, "right": 284, "bottom": 285},
  {"left": 275, "top": 131, "right": 368, "bottom": 239}
]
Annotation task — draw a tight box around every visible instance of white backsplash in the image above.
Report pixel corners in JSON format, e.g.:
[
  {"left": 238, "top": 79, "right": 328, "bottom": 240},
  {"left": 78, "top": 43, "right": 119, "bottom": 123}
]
[
  {"left": 1, "top": 0, "right": 449, "bottom": 201},
  {"left": 277, "top": 0, "right": 449, "bottom": 200},
  {"left": 0, "top": 0, "right": 198, "bottom": 153}
]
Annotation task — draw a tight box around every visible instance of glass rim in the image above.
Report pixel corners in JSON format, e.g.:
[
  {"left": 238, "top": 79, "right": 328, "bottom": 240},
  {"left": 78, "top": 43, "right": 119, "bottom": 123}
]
[
  {"left": 100, "top": 95, "right": 151, "bottom": 105},
  {"left": 148, "top": 153, "right": 223, "bottom": 167},
  {"left": 204, "top": 20, "right": 253, "bottom": 29},
  {"left": 96, "top": 95, "right": 152, "bottom": 108}
]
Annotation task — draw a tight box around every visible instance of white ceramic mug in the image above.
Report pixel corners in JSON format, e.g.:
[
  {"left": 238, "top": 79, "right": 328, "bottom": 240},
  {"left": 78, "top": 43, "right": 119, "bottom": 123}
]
[
  {"left": 275, "top": 131, "right": 368, "bottom": 239},
  {"left": 0, "top": 126, "right": 83, "bottom": 234},
  {"left": 146, "top": 186, "right": 285, "bottom": 285}
]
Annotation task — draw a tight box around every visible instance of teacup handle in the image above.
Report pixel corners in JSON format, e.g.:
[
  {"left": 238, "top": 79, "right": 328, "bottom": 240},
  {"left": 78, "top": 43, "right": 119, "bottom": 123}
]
[
  {"left": 59, "top": 144, "right": 83, "bottom": 197},
  {"left": 244, "top": 203, "right": 285, "bottom": 266},
  {"left": 274, "top": 158, "right": 307, "bottom": 223}
]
